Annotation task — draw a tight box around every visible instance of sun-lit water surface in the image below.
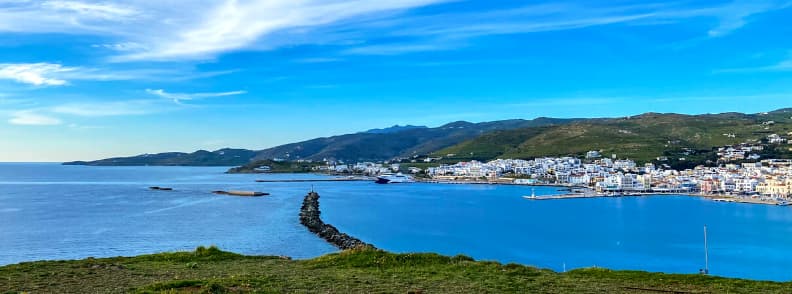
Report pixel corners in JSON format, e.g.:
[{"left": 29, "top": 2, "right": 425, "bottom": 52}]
[{"left": 1, "top": 163, "right": 791, "bottom": 281}]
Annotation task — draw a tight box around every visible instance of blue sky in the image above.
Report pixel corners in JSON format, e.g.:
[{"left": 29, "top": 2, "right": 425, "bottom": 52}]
[{"left": 1, "top": 0, "right": 791, "bottom": 161}]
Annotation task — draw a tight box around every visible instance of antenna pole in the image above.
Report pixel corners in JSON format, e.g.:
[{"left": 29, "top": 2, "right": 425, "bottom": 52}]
[{"left": 704, "top": 225, "right": 709, "bottom": 274}]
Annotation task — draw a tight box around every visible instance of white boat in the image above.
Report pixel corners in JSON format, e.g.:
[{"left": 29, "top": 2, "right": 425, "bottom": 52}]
[
  {"left": 375, "top": 173, "right": 414, "bottom": 184},
  {"left": 777, "top": 201, "right": 790, "bottom": 206}
]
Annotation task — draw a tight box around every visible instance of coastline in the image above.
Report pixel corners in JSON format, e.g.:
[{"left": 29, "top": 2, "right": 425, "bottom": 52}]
[
  {"left": 411, "top": 178, "right": 789, "bottom": 206},
  {"left": 523, "top": 192, "right": 787, "bottom": 206}
]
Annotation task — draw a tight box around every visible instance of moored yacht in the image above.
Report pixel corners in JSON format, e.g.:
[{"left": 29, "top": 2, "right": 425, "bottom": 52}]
[{"left": 375, "top": 173, "right": 414, "bottom": 184}]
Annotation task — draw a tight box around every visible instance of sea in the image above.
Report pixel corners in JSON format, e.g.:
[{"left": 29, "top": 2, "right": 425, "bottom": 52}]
[{"left": 1, "top": 163, "right": 791, "bottom": 281}]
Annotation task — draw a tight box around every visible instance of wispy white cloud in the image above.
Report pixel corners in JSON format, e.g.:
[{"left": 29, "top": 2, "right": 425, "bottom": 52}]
[
  {"left": 0, "top": 0, "right": 788, "bottom": 61},
  {"left": 41, "top": 1, "right": 139, "bottom": 20},
  {"left": 0, "top": 1, "right": 140, "bottom": 35},
  {"left": 6, "top": 98, "right": 179, "bottom": 126},
  {"left": 342, "top": 1, "right": 792, "bottom": 56},
  {"left": 343, "top": 43, "right": 452, "bottom": 55},
  {"left": 0, "top": 63, "right": 75, "bottom": 86},
  {"left": 0, "top": 95, "right": 33, "bottom": 106},
  {"left": 63, "top": 67, "right": 237, "bottom": 82},
  {"left": 715, "top": 52, "right": 792, "bottom": 73},
  {"left": 388, "top": 4, "right": 658, "bottom": 38},
  {"left": 146, "top": 89, "right": 247, "bottom": 103},
  {"left": 5, "top": 98, "right": 175, "bottom": 127},
  {"left": 704, "top": 0, "right": 792, "bottom": 37},
  {"left": 91, "top": 42, "right": 147, "bottom": 52},
  {"left": 113, "top": 0, "right": 452, "bottom": 61},
  {"left": 8, "top": 110, "right": 62, "bottom": 125},
  {"left": 0, "top": 62, "right": 235, "bottom": 85},
  {"left": 51, "top": 100, "right": 169, "bottom": 117}
]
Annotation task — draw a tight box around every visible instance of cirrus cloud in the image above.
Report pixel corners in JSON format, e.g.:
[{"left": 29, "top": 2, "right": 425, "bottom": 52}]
[
  {"left": 146, "top": 89, "right": 247, "bottom": 103},
  {"left": 8, "top": 110, "right": 62, "bottom": 125},
  {"left": 0, "top": 0, "right": 789, "bottom": 61},
  {"left": 0, "top": 63, "right": 75, "bottom": 86}
]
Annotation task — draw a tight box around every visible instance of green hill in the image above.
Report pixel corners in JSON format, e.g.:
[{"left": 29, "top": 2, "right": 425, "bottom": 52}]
[
  {"left": 64, "top": 118, "right": 578, "bottom": 166},
  {"left": 251, "top": 118, "right": 579, "bottom": 162},
  {"left": 1, "top": 246, "right": 789, "bottom": 293},
  {"left": 436, "top": 109, "right": 792, "bottom": 163}
]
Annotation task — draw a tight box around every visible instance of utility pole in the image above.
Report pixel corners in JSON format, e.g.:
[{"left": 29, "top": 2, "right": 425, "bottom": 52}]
[{"left": 703, "top": 225, "right": 709, "bottom": 275}]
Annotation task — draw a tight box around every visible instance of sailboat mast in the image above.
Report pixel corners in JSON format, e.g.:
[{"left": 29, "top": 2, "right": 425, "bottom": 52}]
[{"left": 704, "top": 225, "right": 709, "bottom": 274}]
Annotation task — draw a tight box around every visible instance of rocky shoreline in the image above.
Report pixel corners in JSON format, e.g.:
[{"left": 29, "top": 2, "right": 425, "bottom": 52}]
[{"left": 299, "top": 191, "right": 375, "bottom": 250}]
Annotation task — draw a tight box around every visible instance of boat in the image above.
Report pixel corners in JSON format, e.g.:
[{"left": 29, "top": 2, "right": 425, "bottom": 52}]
[
  {"left": 777, "top": 201, "right": 790, "bottom": 206},
  {"left": 375, "top": 173, "right": 414, "bottom": 184},
  {"left": 149, "top": 186, "right": 173, "bottom": 191}
]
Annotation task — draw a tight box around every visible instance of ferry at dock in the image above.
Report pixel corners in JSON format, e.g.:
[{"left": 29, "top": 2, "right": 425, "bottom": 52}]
[{"left": 375, "top": 173, "right": 414, "bottom": 184}]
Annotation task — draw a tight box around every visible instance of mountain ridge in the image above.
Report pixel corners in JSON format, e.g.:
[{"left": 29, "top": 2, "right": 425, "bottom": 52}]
[
  {"left": 63, "top": 117, "right": 578, "bottom": 166},
  {"left": 63, "top": 109, "right": 792, "bottom": 166}
]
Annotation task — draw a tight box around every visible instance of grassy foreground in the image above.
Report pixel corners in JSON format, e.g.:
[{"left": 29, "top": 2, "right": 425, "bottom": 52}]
[{"left": 1, "top": 246, "right": 790, "bottom": 293}]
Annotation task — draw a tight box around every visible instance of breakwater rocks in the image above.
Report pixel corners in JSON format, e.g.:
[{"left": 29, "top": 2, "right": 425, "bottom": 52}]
[{"left": 300, "top": 191, "right": 375, "bottom": 250}]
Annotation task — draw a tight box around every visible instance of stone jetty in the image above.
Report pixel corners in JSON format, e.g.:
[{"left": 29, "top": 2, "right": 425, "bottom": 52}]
[{"left": 299, "top": 191, "right": 375, "bottom": 250}]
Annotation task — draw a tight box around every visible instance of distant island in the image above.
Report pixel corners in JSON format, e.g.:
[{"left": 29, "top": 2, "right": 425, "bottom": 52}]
[
  {"left": 63, "top": 148, "right": 258, "bottom": 167},
  {"left": 64, "top": 108, "right": 792, "bottom": 168}
]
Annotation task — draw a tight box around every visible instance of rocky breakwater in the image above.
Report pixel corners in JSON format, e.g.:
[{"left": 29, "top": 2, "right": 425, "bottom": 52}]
[{"left": 299, "top": 191, "right": 375, "bottom": 250}]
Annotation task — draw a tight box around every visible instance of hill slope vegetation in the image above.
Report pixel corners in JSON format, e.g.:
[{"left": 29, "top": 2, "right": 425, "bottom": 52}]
[
  {"left": 436, "top": 109, "right": 792, "bottom": 163},
  {"left": 253, "top": 118, "right": 578, "bottom": 162},
  {"left": 64, "top": 118, "right": 577, "bottom": 165}
]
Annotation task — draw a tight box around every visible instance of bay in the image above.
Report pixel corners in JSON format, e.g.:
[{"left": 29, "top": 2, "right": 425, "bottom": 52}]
[{"left": 1, "top": 163, "right": 791, "bottom": 281}]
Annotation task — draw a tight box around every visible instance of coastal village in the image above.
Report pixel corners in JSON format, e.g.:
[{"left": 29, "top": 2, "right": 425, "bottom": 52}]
[
  {"left": 312, "top": 148, "right": 792, "bottom": 203},
  {"left": 293, "top": 129, "right": 792, "bottom": 202},
  {"left": 422, "top": 156, "right": 792, "bottom": 200}
]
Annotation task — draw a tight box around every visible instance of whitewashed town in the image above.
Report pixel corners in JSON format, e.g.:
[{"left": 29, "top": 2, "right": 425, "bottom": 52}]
[
  {"left": 315, "top": 150, "right": 792, "bottom": 204},
  {"left": 424, "top": 156, "right": 792, "bottom": 199}
]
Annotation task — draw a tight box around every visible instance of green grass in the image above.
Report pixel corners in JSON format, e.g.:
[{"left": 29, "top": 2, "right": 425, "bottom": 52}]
[{"left": 2, "top": 246, "right": 790, "bottom": 293}]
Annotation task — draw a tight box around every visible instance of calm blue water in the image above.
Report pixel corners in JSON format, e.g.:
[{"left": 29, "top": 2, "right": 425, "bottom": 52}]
[{"left": 2, "top": 164, "right": 792, "bottom": 281}]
